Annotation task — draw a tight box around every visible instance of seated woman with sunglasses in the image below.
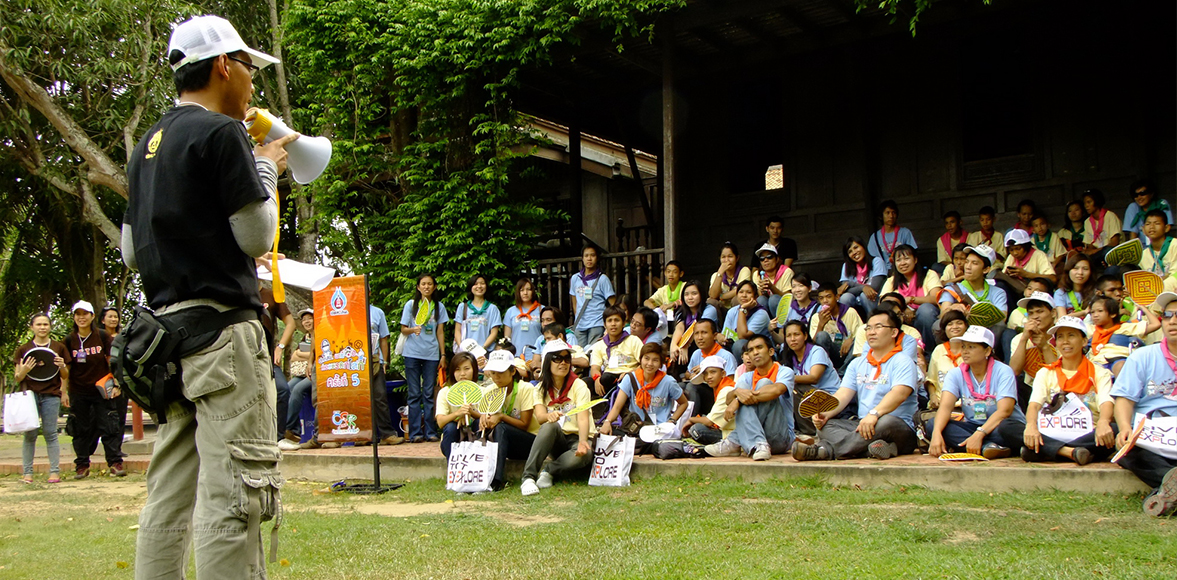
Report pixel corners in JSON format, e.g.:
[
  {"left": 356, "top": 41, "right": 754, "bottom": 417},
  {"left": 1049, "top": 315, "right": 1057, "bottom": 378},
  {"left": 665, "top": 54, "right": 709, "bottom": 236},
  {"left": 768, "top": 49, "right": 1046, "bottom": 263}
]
[{"left": 521, "top": 340, "right": 595, "bottom": 496}]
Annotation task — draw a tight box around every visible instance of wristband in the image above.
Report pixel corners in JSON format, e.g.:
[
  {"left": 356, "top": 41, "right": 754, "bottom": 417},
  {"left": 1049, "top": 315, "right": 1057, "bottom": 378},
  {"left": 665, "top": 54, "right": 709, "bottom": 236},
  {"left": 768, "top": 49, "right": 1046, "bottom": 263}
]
[{"left": 592, "top": 373, "right": 601, "bottom": 381}]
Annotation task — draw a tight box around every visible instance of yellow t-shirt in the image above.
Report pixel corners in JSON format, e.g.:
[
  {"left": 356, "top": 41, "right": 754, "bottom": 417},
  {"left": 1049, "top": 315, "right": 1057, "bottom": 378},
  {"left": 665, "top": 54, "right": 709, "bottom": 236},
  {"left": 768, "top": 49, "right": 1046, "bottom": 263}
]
[
  {"left": 1139, "top": 238, "right": 1177, "bottom": 277},
  {"left": 708, "top": 268, "right": 753, "bottom": 308},
  {"left": 1003, "top": 248, "right": 1056, "bottom": 277},
  {"left": 940, "top": 263, "right": 960, "bottom": 282},
  {"left": 536, "top": 378, "right": 596, "bottom": 436},
  {"left": 925, "top": 343, "right": 961, "bottom": 403},
  {"left": 1030, "top": 363, "right": 1113, "bottom": 415},
  {"left": 1033, "top": 232, "right": 1067, "bottom": 263},
  {"left": 481, "top": 381, "right": 540, "bottom": 434},
  {"left": 936, "top": 233, "right": 969, "bottom": 264},
  {"left": 1087, "top": 321, "right": 1148, "bottom": 365},
  {"left": 809, "top": 305, "right": 862, "bottom": 342},
  {"left": 751, "top": 266, "right": 794, "bottom": 299},
  {"left": 647, "top": 282, "right": 685, "bottom": 308},
  {"left": 1082, "top": 210, "right": 1123, "bottom": 247},
  {"left": 589, "top": 334, "right": 644, "bottom": 374},
  {"left": 705, "top": 385, "right": 737, "bottom": 438},
  {"left": 880, "top": 270, "right": 943, "bottom": 302},
  {"left": 966, "top": 230, "right": 1006, "bottom": 260}
]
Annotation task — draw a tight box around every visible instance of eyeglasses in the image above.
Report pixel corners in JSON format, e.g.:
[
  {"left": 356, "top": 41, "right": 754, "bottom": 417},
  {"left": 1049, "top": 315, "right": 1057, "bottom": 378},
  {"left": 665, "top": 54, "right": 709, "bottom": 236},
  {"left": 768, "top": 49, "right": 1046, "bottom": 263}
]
[
  {"left": 758, "top": 255, "right": 776, "bottom": 261},
  {"left": 864, "top": 324, "right": 897, "bottom": 332},
  {"left": 227, "top": 56, "right": 259, "bottom": 78},
  {"left": 549, "top": 353, "right": 571, "bottom": 364},
  {"left": 1161, "top": 311, "right": 1177, "bottom": 320}
]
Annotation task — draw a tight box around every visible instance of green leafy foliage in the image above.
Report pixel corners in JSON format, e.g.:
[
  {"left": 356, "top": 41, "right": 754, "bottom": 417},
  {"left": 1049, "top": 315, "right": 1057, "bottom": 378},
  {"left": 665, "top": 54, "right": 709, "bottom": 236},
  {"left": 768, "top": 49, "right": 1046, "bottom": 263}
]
[
  {"left": 855, "top": 0, "right": 993, "bottom": 35},
  {"left": 284, "top": 0, "right": 683, "bottom": 310}
]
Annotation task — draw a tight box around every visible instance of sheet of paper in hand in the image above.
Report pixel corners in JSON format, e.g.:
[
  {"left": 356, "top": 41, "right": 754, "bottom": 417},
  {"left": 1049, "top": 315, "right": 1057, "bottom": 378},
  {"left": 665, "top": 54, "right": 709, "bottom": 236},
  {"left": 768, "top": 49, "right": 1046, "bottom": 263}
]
[
  {"left": 1037, "top": 393, "right": 1094, "bottom": 443},
  {"left": 1123, "top": 270, "right": 1164, "bottom": 307},
  {"left": 1105, "top": 238, "right": 1143, "bottom": 267}
]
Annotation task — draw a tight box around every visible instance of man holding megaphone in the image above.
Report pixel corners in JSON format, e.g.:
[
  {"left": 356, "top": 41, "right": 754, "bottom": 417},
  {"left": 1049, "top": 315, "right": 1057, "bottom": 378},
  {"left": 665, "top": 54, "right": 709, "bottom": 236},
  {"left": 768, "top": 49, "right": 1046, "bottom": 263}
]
[{"left": 121, "top": 15, "right": 297, "bottom": 579}]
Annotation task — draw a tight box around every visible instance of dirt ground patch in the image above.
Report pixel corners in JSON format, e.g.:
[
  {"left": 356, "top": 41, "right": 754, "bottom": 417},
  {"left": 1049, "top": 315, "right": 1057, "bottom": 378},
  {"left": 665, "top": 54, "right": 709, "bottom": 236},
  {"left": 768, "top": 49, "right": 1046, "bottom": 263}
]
[
  {"left": 487, "top": 512, "right": 562, "bottom": 527},
  {"left": 300, "top": 501, "right": 459, "bottom": 517},
  {"left": 944, "top": 530, "right": 980, "bottom": 544}
]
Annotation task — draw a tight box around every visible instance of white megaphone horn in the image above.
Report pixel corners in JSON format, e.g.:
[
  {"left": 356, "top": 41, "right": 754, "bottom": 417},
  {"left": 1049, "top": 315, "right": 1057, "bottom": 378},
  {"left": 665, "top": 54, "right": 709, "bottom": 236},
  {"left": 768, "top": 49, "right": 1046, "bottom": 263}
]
[{"left": 244, "top": 108, "right": 332, "bottom": 185}]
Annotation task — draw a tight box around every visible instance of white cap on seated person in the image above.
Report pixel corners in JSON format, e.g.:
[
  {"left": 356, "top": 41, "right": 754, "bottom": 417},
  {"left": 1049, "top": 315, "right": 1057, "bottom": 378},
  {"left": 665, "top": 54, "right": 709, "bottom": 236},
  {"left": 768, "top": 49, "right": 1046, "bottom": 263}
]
[
  {"left": 1017, "top": 291, "right": 1055, "bottom": 310},
  {"left": 484, "top": 350, "right": 515, "bottom": 373},
  {"left": 71, "top": 300, "right": 94, "bottom": 314},
  {"left": 541, "top": 339, "right": 572, "bottom": 358},
  {"left": 962, "top": 244, "right": 998, "bottom": 268},
  {"left": 1152, "top": 292, "right": 1177, "bottom": 312},
  {"left": 1047, "top": 316, "right": 1089, "bottom": 338},
  {"left": 1004, "top": 229, "right": 1032, "bottom": 247},
  {"left": 958, "top": 325, "right": 995, "bottom": 347},
  {"left": 755, "top": 243, "right": 778, "bottom": 258},
  {"left": 689, "top": 355, "right": 729, "bottom": 384}
]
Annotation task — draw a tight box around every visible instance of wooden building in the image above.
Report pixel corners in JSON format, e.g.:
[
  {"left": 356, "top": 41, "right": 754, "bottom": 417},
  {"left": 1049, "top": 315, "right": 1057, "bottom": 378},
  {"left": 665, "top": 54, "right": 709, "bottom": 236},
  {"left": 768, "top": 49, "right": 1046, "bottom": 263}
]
[{"left": 513, "top": 0, "right": 1175, "bottom": 296}]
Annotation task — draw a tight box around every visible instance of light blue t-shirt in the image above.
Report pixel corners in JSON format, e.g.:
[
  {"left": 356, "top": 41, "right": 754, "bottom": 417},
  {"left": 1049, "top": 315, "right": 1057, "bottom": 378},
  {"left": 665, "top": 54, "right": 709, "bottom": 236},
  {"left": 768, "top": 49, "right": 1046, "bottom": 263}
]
[
  {"left": 687, "top": 346, "right": 738, "bottom": 376},
  {"left": 941, "top": 360, "right": 1026, "bottom": 424},
  {"left": 1053, "top": 289, "right": 1083, "bottom": 313},
  {"left": 1123, "top": 200, "right": 1173, "bottom": 239},
  {"left": 399, "top": 299, "right": 450, "bottom": 361},
  {"left": 722, "top": 306, "right": 771, "bottom": 341},
  {"left": 789, "top": 344, "right": 841, "bottom": 395},
  {"left": 1111, "top": 344, "right": 1177, "bottom": 418},
  {"left": 503, "top": 303, "right": 544, "bottom": 359},
  {"left": 735, "top": 362, "right": 796, "bottom": 436},
  {"left": 453, "top": 300, "right": 502, "bottom": 350},
  {"left": 680, "top": 304, "right": 719, "bottom": 325},
  {"left": 619, "top": 372, "right": 683, "bottom": 423},
  {"left": 840, "top": 256, "right": 889, "bottom": 284},
  {"left": 369, "top": 306, "right": 390, "bottom": 365},
  {"left": 868, "top": 226, "right": 918, "bottom": 261},
  {"left": 840, "top": 352, "right": 920, "bottom": 428},
  {"left": 569, "top": 272, "right": 615, "bottom": 330},
  {"left": 939, "top": 280, "right": 1008, "bottom": 315},
  {"left": 785, "top": 300, "right": 821, "bottom": 327}
]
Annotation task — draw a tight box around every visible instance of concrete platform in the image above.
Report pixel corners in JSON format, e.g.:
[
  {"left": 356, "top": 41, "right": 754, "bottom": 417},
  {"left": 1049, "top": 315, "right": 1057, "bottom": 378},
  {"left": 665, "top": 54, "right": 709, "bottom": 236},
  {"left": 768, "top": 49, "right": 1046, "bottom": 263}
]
[{"left": 3, "top": 438, "right": 1148, "bottom": 494}]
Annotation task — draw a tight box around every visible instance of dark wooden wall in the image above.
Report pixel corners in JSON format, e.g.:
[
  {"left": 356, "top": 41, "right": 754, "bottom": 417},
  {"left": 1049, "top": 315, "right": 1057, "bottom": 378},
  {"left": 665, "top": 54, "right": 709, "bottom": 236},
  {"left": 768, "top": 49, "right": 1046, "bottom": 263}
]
[{"left": 673, "top": 3, "right": 1176, "bottom": 285}]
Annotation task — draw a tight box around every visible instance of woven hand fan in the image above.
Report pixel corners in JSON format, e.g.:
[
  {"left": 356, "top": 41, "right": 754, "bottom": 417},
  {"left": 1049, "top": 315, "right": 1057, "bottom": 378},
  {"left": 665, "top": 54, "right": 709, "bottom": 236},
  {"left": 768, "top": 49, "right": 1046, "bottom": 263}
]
[
  {"left": 967, "top": 302, "right": 1005, "bottom": 329},
  {"left": 798, "top": 389, "right": 839, "bottom": 419},
  {"left": 1105, "top": 238, "right": 1142, "bottom": 267},
  {"left": 445, "top": 380, "right": 483, "bottom": 407}
]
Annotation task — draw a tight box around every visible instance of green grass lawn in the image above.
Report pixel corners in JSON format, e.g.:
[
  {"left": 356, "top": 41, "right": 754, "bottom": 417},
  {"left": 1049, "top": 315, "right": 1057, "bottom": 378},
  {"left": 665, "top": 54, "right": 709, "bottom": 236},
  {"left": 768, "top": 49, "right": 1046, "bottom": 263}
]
[{"left": 0, "top": 472, "right": 1174, "bottom": 579}]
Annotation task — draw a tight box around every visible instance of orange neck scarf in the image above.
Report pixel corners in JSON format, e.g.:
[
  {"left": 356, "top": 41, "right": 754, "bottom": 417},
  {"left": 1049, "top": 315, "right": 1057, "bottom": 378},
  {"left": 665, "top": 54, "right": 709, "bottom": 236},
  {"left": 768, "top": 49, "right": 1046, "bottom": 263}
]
[
  {"left": 634, "top": 368, "right": 665, "bottom": 411},
  {"left": 944, "top": 342, "right": 962, "bottom": 367},
  {"left": 867, "top": 342, "right": 904, "bottom": 380},
  {"left": 1090, "top": 323, "right": 1121, "bottom": 354},
  {"left": 1047, "top": 357, "right": 1096, "bottom": 396},
  {"left": 700, "top": 342, "right": 721, "bottom": 358},
  {"left": 711, "top": 375, "right": 735, "bottom": 399},
  {"left": 753, "top": 362, "right": 780, "bottom": 389},
  {"left": 516, "top": 301, "right": 540, "bottom": 321}
]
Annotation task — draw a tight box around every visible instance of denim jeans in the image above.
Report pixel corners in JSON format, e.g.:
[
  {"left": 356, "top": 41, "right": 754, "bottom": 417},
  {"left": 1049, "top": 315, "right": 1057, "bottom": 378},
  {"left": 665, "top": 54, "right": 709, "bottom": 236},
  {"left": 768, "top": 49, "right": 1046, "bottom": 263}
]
[
  {"left": 756, "top": 294, "right": 783, "bottom": 317},
  {"left": 728, "top": 398, "right": 794, "bottom": 456},
  {"left": 22, "top": 392, "right": 61, "bottom": 475},
  {"left": 273, "top": 364, "right": 290, "bottom": 439},
  {"left": 285, "top": 376, "right": 313, "bottom": 433},
  {"left": 573, "top": 326, "right": 604, "bottom": 349},
  {"left": 404, "top": 356, "right": 439, "bottom": 439}
]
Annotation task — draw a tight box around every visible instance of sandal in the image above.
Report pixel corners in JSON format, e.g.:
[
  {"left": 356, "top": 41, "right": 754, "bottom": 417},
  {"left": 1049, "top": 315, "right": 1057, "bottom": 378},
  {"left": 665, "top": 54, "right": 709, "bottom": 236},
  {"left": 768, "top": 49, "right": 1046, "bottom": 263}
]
[
  {"left": 21, "top": 474, "right": 33, "bottom": 484},
  {"left": 47, "top": 472, "right": 61, "bottom": 484}
]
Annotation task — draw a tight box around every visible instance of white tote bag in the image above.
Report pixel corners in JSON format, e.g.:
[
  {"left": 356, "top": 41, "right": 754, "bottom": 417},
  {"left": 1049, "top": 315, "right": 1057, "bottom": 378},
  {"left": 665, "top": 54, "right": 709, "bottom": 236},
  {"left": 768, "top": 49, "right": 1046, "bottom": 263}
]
[
  {"left": 3, "top": 390, "right": 40, "bottom": 434},
  {"left": 1133, "top": 413, "right": 1177, "bottom": 461},
  {"left": 589, "top": 434, "right": 635, "bottom": 487},
  {"left": 1037, "top": 393, "right": 1095, "bottom": 444},
  {"left": 445, "top": 438, "right": 498, "bottom": 493}
]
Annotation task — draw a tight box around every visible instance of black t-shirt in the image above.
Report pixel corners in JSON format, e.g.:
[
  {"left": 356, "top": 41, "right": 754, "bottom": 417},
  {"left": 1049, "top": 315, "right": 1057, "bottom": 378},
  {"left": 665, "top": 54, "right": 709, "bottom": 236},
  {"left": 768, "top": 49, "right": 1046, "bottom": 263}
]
[
  {"left": 124, "top": 105, "right": 266, "bottom": 311},
  {"left": 749, "top": 237, "right": 799, "bottom": 267},
  {"left": 65, "top": 329, "right": 112, "bottom": 394},
  {"left": 14, "top": 340, "right": 71, "bottom": 396}
]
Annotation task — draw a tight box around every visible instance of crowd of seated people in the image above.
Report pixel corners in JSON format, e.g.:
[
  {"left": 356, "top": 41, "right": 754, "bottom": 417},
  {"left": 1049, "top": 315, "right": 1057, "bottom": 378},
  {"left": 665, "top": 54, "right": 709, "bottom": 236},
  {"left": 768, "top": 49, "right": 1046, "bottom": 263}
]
[{"left": 284, "top": 182, "right": 1177, "bottom": 514}]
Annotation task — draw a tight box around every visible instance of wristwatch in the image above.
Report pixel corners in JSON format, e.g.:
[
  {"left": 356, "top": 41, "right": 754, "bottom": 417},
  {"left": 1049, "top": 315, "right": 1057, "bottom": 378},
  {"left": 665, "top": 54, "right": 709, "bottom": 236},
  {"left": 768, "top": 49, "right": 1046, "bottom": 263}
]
[
  {"left": 975, "top": 426, "right": 986, "bottom": 434},
  {"left": 868, "top": 409, "right": 879, "bottom": 417}
]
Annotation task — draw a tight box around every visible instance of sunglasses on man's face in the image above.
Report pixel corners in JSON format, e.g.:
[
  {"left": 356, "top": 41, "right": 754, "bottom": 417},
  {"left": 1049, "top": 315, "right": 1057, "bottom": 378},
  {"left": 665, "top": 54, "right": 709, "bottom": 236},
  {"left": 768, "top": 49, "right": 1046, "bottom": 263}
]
[
  {"left": 549, "top": 353, "right": 571, "bottom": 363},
  {"left": 1161, "top": 311, "right": 1177, "bottom": 320}
]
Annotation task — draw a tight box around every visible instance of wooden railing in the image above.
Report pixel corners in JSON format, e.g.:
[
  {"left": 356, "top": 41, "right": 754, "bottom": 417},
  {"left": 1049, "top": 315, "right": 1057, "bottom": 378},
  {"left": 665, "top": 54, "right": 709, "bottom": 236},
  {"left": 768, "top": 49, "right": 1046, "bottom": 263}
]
[{"left": 529, "top": 248, "right": 665, "bottom": 316}]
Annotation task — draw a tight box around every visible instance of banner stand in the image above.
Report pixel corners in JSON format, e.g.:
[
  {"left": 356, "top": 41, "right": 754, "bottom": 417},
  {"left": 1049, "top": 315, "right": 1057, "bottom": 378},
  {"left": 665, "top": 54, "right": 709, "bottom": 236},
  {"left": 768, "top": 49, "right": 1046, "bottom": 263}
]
[{"left": 316, "top": 275, "right": 402, "bottom": 494}]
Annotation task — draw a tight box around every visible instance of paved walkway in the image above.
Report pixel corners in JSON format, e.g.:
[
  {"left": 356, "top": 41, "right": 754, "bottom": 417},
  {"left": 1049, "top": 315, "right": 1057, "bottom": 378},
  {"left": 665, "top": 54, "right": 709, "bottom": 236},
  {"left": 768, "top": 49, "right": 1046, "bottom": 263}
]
[{"left": 1, "top": 436, "right": 1149, "bottom": 494}]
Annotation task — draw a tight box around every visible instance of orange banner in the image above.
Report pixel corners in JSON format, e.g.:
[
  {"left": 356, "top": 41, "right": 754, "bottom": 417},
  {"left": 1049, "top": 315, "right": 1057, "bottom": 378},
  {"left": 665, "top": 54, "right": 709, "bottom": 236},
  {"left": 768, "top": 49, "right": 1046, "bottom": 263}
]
[{"left": 314, "top": 275, "right": 373, "bottom": 443}]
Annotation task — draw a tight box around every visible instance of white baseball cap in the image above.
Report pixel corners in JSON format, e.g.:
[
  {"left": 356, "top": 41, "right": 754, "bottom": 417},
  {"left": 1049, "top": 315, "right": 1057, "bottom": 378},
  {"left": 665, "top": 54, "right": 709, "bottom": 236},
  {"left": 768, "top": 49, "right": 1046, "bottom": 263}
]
[
  {"left": 541, "top": 339, "right": 572, "bottom": 358},
  {"left": 71, "top": 300, "right": 94, "bottom": 314},
  {"left": 1048, "top": 316, "right": 1089, "bottom": 338},
  {"left": 483, "top": 350, "right": 515, "bottom": 373},
  {"left": 958, "top": 325, "right": 995, "bottom": 347},
  {"left": 168, "top": 15, "right": 279, "bottom": 71},
  {"left": 1154, "top": 292, "right": 1177, "bottom": 311},
  {"left": 1004, "top": 229, "right": 1032, "bottom": 247},
  {"left": 1017, "top": 291, "right": 1055, "bottom": 310},
  {"left": 689, "top": 355, "right": 730, "bottom": 384},
  {"left": 963, "top": 244, "right": 998, "bottom": 267},
  {"left": 755, "top": 243, "right": 779, "bottom": 258}
]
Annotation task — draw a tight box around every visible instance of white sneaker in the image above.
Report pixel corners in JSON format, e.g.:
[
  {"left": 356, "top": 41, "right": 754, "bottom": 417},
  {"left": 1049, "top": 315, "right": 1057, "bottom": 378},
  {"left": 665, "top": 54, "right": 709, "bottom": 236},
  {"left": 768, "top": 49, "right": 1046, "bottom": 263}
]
[
  {"left": 521, "top": 478, "right": 539, "bottom": 496},
  {"left": 751, "top": 443, "right": 771, "bottom": 461},
  {"left": 536, "top": 471, "right": 553, "bottom": 489},
  {"left": 277, "top": 439, "right": 300, "bottom": 451},
  {"left": 704, "top": 438, "right": 742, "bottom": 458}
]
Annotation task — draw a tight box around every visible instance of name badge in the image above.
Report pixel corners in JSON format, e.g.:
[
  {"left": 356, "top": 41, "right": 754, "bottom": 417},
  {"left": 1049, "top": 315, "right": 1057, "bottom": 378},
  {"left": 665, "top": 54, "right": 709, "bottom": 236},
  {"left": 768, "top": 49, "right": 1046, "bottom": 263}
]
[
  {"left": 607, "top": 353, "right": 621, "bottom": 369},
  {"left": 579, "top": 286, "right": 594, "bottom": 301},
  {"left": 519, "top": 319, "right": 530, "bottom": 332},
  {"left": 469, "top": 319, "right": 480, "bottom": 331},
  {"left": 972, "top": 401, "right": 989, "bottom": 421}
]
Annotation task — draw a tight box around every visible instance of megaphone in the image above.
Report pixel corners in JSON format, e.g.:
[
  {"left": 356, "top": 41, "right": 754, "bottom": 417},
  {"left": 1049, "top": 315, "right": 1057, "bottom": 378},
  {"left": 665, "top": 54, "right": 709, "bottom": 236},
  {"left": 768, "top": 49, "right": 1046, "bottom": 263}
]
[{"left": 244, "top": 108, "right": 332, "bottom": 185}]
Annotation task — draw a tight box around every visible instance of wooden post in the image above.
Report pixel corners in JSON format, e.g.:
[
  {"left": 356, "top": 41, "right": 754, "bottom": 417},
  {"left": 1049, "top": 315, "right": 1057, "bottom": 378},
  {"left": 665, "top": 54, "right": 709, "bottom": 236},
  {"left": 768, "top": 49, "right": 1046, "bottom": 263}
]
[
  {"left": 569, "top": 121, "right": 583, "bottom": 249},
  {"left": 661, "top": 27, "right": 677, "bottom": 260},
  {"left": 131, "top": 401, "right": 144, "bottom": 440}
]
